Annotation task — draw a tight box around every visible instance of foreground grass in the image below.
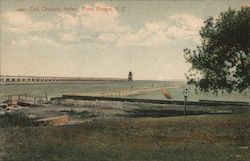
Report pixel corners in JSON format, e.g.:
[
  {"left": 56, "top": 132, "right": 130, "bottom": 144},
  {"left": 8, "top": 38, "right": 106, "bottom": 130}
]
[
  {"left": 0, "top": 112, "right": 36, "bottom": 128},
  {"left": 1, "top": 112, "right": 249, "bottom": 161}
]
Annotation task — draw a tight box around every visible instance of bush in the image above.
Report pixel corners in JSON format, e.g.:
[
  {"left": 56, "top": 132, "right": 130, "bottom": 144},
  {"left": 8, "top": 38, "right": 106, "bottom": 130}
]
[
  {"left": 0, "top": 112, "right": 35, "bottom": 128},
  {"left": 61, "top": 109, "right": 97, "bottom": 118}
]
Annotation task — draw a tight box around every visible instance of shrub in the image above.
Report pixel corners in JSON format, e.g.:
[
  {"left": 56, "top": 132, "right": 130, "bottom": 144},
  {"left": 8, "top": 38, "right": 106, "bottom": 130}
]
[{"left": 0, "top": 112, "right": 35, "bottom": 128}]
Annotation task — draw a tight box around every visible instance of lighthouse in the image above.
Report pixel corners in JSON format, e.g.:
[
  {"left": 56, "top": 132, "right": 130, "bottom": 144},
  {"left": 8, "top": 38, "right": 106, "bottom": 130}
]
[{"left": 128, "top": 71, "right": 133, "bottom": 81}]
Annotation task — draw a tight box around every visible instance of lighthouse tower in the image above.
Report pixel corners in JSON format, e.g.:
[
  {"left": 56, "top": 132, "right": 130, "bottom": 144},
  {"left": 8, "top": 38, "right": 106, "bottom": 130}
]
[{"left": 128, "top": 71, "right": 133, "bottom": 81}]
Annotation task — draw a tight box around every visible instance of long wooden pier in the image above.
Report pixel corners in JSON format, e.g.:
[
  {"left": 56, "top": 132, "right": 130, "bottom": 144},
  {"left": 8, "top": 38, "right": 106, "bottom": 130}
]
[{"left": 0, "top": 75, "right": 127, "bottom": 84}]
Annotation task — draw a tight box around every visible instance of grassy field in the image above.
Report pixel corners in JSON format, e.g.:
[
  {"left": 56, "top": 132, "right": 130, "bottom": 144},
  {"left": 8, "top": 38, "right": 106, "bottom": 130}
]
[{"left": 1, "top": 111, "right": 249, "bottom": 161}]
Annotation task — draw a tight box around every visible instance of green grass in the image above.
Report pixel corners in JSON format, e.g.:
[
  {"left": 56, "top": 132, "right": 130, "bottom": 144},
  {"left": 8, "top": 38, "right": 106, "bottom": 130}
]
[
  {"left": 2, "top": 141, "right": 248, "bottom": 161},
  {"left": 60, "top": 109, "right": 97, "bottom": 118},
  {"left": 0, "top": 112, "right": 36, "bottom": 128},
  {"left": 1, "top": 112, "right": 249, "bottom": 161}
]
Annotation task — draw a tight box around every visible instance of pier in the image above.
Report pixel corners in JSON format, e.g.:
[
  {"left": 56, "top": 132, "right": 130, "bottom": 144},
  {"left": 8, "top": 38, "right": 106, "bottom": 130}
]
[
  {"left": 0, "top": 75, "right": 127, "bottom": 84},
  {"left": 0, "top": 94, "right": 48, "bottom": 107}
]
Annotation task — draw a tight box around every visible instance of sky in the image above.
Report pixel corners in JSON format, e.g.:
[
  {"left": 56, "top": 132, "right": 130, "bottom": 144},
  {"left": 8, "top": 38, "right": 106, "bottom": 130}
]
[{"left": 0, "top": 0, "right": 249, "bottom": 80}]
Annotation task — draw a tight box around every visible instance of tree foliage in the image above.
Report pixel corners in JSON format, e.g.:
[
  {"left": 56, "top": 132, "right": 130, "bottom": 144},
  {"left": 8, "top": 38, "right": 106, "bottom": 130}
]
[{"left": 184, "top": 7, "right": 250, "bottom": 94}]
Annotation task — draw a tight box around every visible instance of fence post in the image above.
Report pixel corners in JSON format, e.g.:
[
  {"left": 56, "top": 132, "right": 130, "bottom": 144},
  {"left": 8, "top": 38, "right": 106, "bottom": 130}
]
[
  {"left": 34, "top": 97, "right": 36, "bottom": 106},
  {"left": 25, "top": 94, "right": 28, "bottom": 103}
]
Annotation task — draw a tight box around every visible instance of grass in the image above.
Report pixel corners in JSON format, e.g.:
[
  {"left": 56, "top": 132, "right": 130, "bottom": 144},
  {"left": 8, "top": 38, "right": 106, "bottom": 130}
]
[
  {"left": 125, "top": 108, "right": 208, "bottom": 117},
  {"left": 60, "top": 109, "right": 97, "bottom": 118},
  {"left": 1, "top": 111, "right": 249, "bottom": 161},
  {"left": 0, "top": 112, "right": 36, "bottom": 128}
]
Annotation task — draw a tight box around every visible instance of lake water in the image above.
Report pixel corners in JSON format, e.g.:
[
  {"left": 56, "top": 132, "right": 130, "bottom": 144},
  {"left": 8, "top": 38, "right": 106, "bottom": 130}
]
[{"left": 0, "top": 81, "right": 249, "bottom": 102}]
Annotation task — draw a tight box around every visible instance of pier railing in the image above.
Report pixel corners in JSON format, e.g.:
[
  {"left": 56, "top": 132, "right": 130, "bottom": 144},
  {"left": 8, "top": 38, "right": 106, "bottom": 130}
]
[
  {"left": 0, "top": 75, "right": 127, "bottom": 84},
  {"left": 0, "top": 94, "right": 48, "bottom": 106}
]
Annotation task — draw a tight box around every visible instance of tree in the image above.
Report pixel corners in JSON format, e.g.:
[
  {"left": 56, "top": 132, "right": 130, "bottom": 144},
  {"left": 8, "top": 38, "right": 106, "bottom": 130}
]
[{"left": 184, "top": 7, "right": 250, "bottom": 94}]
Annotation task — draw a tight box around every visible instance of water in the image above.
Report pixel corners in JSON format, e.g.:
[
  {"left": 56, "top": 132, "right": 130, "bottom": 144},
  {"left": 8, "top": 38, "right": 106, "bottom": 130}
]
[
  {"left": 0, "top": 81, "right": 249, "bottom": 102},
  {"left": 0, "top": 80, "right": 168, "bottom": 98}
]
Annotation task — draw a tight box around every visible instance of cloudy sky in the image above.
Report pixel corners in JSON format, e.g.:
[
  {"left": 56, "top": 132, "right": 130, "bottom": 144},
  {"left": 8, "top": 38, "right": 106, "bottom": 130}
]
[{"left": 0, "top": 0, "right": 249, "bottom": 80}]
